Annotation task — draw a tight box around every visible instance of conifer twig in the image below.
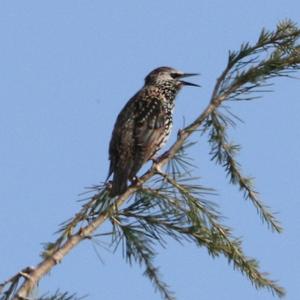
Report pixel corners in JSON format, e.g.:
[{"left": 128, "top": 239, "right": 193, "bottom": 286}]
[{"left": 2, "top": 20, "right": 300, "bottom": 300}]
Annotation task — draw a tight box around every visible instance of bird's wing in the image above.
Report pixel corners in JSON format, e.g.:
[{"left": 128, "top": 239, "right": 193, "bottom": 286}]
[
  {"left": 131, "top": 96, "right": 167, "bottom": 177},
  {"left": 107, "top": 91, "right": 141, "bottom": 183},
  {"left": 108, "top": 89, "right": 168, "bottom": 183}
]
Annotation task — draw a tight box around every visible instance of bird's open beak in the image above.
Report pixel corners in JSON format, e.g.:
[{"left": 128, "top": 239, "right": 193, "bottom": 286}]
[{"left": 179, "top": 73, "right": 200, "bottom": 87}]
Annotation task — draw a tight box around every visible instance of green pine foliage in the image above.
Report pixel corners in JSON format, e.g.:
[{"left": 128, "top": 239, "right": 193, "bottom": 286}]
[
  {"left": 37, "top": 291, "right": 84, "bottom": 300},
  {"left": 2, "top": 20, "right": 300, "bottom": 300}
]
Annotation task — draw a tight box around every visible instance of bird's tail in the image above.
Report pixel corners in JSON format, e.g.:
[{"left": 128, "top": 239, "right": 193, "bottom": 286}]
[{"left": 110, "top": 172, "right": 128, "bottom": 197}]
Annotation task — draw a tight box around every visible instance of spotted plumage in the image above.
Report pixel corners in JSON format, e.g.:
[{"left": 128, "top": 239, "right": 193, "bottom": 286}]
[{"left": 107, "top": 66, "right": 199, "bottom": 196}]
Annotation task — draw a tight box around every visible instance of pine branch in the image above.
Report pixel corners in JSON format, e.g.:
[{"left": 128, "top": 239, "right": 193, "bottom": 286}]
[
  {"left": 110, "top": 220, "right": 175, "bottom": 300},
  {"left": 213, "top": 20, "right": 300, "bottom": 102},
  {"left": 41, "top": 187, "right": 113, "bottom": 259},
  {"left": 1, "top": 20, "right": 299, "bottom": 300},
  {"left": 204, "top": 110, "right": 282, "bottom": 232},
  {"left": 37, "top": 291, "right": 84, "bottom": 300},
  {"left": 116, "top": 177, "right": 285, "bottom": 297},
  {"left": 199, "top": 20, "right": 300, "bottom": 232}
]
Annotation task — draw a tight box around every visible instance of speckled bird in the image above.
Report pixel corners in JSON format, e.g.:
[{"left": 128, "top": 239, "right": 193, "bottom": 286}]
[{"left": 107, "top": 66, "right": 199, "bottom": 196}]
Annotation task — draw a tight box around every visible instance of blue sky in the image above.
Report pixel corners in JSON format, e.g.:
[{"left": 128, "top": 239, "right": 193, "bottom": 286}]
[{"left": 0, "top": 1, "right": 299, "bottom": 299}]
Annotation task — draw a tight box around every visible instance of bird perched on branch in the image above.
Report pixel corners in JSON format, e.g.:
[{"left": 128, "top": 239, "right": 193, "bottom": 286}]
[{"left": 107, "top": 66, "right": 199, "bottom": 196}]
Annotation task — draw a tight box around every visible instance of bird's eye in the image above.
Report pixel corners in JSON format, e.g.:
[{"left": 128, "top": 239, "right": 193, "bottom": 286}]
[{"left": 170, "top": 73, "right": 181, "bottom": 79}]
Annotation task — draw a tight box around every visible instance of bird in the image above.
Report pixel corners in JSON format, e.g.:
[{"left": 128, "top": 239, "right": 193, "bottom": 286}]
[{"left": 107, "top": 66, "right": 199, "bottom": 196}]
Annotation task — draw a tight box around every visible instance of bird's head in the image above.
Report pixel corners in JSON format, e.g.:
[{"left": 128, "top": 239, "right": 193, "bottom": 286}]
[{"left": 144, "top": 66, "right": 200, "bottom": 88}]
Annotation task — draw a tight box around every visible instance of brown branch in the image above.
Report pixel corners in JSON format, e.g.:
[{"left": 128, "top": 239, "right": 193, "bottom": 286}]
[
  {"left": 13, "top": 187, "right": 135, "bottom": 299},
  {"left": 7, "top": 93, "right": 223, "bottom": 299}
]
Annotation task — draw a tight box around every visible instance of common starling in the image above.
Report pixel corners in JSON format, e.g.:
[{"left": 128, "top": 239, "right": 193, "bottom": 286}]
[{"left": 107, "top": 66, "right": 199, "bottom": 196}]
